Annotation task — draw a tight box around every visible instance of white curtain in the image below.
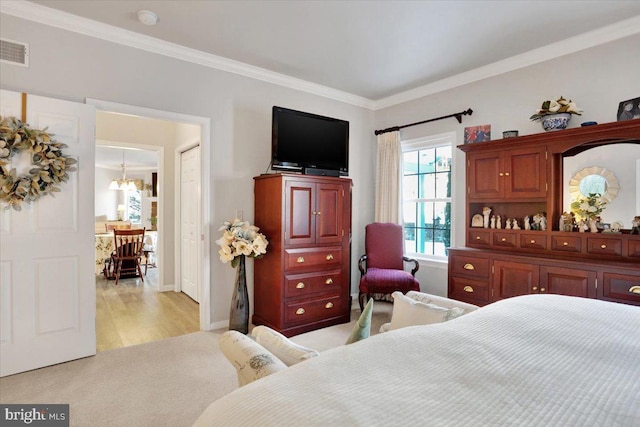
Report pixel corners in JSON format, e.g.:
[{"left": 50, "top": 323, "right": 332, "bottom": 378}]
[{"left": 374, "top": 130, "right": 402, "bottom": 224}]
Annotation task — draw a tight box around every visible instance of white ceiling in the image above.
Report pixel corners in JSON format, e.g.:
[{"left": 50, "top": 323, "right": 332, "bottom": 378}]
[
  {"left": 18, "top": 0, "right": 640, "bottom": 105},
  {"left": 96, "top": 145, "right": 158, "bottom": 170}
]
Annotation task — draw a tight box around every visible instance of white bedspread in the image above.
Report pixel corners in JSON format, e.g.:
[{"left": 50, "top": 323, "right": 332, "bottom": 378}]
[{"left": 195, "top": 295, "right": 640, "bottom": 426}]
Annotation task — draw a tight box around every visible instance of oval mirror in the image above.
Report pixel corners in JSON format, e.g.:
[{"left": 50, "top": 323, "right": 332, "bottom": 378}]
[{"left": 569, "top": 166, "right": 619, "bottom": 204}]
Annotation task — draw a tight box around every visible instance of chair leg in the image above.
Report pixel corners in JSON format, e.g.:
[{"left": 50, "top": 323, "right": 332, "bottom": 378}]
[
  {"left": 115, "top": 260, "right": 122, "bottom": 286},
  {"left": 137, "top": 262, "right": 144, "bottom": 282},
  {"left": 358, "top": 292, "right": 367, "bottom": 312}
]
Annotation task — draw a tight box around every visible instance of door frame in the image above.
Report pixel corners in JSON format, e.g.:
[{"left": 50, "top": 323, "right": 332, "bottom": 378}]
[
  {"left": 86, "top": 98, "right": 212, "bottom": 331},
  {"left": 96, "top": 140, "right": 164, "bottom": 292},
  {"left": 175, "top": 141, "right": 201, "bottom": 301}
]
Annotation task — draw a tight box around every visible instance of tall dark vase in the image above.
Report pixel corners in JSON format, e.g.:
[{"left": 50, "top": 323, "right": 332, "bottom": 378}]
[{"left": 229, "top": 255, "right": 249, "bottom": 334}]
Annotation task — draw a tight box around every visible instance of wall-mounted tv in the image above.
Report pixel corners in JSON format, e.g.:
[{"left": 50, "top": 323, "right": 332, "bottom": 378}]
[{"left": 272, "top": 106, "right": 349, "bottom": 176}]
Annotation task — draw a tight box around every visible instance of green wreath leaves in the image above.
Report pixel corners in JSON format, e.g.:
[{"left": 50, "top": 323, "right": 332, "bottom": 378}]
[{"left": 0, "top": 116, "right": 77, "bottom": 211}]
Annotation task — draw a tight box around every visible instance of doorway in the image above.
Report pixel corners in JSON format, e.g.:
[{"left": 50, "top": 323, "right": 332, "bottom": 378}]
[{"left": 88, "top": 98, "right": 212, "bottom": 343}]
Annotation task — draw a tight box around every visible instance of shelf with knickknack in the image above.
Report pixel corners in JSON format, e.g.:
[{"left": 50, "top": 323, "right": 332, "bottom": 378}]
[{"left": 451, "top": 119, "right": 640, "bottom": 307}]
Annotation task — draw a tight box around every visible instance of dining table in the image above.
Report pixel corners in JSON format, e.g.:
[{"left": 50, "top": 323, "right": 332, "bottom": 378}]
[{"left": 95, "top": 230, "right": 157, "bottom": 276}]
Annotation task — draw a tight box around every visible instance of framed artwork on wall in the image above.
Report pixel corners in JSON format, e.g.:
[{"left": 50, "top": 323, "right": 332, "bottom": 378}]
[
  {"left": 616, "top": 97, "right": 640, "bottom": 121},
  {"left": 464, "top": 125, "right": 491, "bottom": 144}
]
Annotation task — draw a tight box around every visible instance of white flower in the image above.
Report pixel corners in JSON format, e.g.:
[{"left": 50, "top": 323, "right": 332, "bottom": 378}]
[
  {"left": 547, "top": 100, "right": 561, "bottom": 112},
  {"left": 216, "top": 218, "right": 269, "bottom": 265}
]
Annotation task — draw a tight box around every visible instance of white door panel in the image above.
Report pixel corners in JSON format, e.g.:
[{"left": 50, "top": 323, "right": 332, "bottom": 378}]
[
  {"left": 180, "top": 146, "right": 200, "bottom": 302},
  {"left": 0, "top": 90, "right": 96, "bottom": 377}
]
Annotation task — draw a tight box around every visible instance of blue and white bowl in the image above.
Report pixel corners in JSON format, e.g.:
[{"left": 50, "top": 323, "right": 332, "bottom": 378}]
[{"left": 541, "top": 113, "right": 571, "bottom": 131}]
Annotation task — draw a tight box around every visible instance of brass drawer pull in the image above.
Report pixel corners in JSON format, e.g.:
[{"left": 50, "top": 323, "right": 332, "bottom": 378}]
[
  {"left": 476, "top": 236, "right": 481, "bottom": 240},
  {"left": 325, "top": 302, "right": 334, "bottom": 309},
  {"left": 463, "top": 263, "right": 475, "bottom": 270},
  {"left": 501, "top": 238, "right": 507, "bottom": 242},
  {"left": 532, "top": 286, "right": 538, "bottom": 291},
  {"left": 295, "top": 308, "right": 305, "bottom": 315},
  {"left": 505, "top": 172, "right": 510, "bottom": 176},
  {"left": 563, "top": 242, "right": 569, "bottom": 246},
  {"left": 540, "top": 287, "right": 546, "bottom": 293},
  {"left": 600, "top": 244, "right": 607, "bottom": 249},
  {"left": 463, "top": 285, "right": 474, "bottom": 293},
  {"left": 325, "top": 278, "right": 333, "bottom": 285},
  {"left": 296, "top": 282, "right": 305, "bottom": 289},
  {"left": 499, "top": 172, "right": 504, "bottom": 177},
  {"left": 530, "top": 239, "right": 536, "bottom": 244},
  {"left": 326, "top": 254, "right": 334, "bottom": 261},
  {"left": 297, "top": 257, "right": 305, "bottom": 263},
  {"left": 630, "top": 286, "right": 640, "bottom": 294}
]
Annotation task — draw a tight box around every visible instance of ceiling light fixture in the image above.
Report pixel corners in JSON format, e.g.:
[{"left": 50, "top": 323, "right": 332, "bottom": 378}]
[
  {"left": 109, "top": 150, "right": 138, "bottom": 191},
  {"left": 137, "top": 10, "right": 158, "bottom": 26}
]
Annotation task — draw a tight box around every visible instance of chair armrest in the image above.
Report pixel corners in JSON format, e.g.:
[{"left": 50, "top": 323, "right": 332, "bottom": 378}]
[
  {"left": 358, "top": 255, "right": 367, "bottom": 276},
  {"left": 403, "top": 256, "right": 419, "bottom": 276}
]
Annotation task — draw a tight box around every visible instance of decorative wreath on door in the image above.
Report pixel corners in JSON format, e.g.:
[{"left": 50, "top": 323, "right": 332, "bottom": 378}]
[{"left": 0, "top": 116, "right": 77, "bottom": 211}]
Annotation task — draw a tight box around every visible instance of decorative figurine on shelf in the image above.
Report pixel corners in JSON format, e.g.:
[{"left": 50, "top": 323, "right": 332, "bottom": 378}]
[
  {"left": 559, "top": 212, "right": 573, "bottom": 232},
  {"left": 512, "top": 219, "right": 521, "bottom": 230},
  {"left": 578, "top": 221, "right": 589, "bottom": 233},
  {"left": 611, "top": 221, "right": 623, "bottom": 233},
  {"left": 631, "top": 216, "right": 640, "bottom": 234},
  {"left": 497, "top": 215, "right": 502, "bottom": 229},
  {"left": 490, "top": 215, "right": 496, "bottom": 229},
  {"left": 483, "top": 207, "right": 492, "bottom": 228},
  {"left": 471, "top": 214, "right": 484, "bottom": 228},
  {"left": 505, "top": 218, "right": 512, "bottom": 230},
  {"left": 540, "top": 215, "right": 547, "bottom": 231},
  {"left": 524, "top": 216, "right": 530, "bottom": 230}
]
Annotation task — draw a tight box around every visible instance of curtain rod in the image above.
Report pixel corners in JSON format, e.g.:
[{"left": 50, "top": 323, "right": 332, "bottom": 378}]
[{"left": 374, "top": 108, "right": 473, "bottom": 136}]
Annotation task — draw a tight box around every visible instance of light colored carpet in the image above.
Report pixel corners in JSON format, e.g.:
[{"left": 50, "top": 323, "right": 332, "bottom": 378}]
[{"left": 0, "top": 302, "right": 392, "bottom": 427}]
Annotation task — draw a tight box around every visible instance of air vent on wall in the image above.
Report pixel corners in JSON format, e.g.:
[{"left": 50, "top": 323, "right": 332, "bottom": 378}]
[{"left": 1, "top": 38, "right": 29, "bottom": 67}]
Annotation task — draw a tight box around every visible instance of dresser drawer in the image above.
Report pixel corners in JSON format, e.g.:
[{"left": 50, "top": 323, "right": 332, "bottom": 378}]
[
  {"left": 450, "top": 255, "right": 490, "bottom": 278},
  {"left": 493, "top": 232, "right": 517, "bottom": 248},
  {"left": 449, "top": 276, "right": 490, "bottom": 305},
  {"left": 284, "top": 270, "right": 343, "bottom": 298},
  {"left": 627, "top": 239, "right": 640, "bottom": 257},
  {"left": 587, "top": 237, "right": 622, "bottom": 256},
  {"left": 602, "top": 272, "right": 640, "bottom": 305},
  {"left": 468, "top": 230, "right": 490, "bottom": 246},
  {"left": 551, "top": 235, "right": 582, "bottom": 253},
  {"left": 520, "top": 233, "right": 548, "bottom": 250},
  {"left": 284, "top": 295, "right": 344, "bottom": 325},
  {"left": 284, "top": 246, "right": 342, "bottom": 272}
]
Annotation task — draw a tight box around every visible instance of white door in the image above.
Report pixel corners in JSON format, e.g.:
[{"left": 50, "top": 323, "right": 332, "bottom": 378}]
[
  {"left": 0, "top": 90, "right": 96, "bottom": 377},
  {"left": 180, "top": 145, "right": 200, "bottom": 302}
]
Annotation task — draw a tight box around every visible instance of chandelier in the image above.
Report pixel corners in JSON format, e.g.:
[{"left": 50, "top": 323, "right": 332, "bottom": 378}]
[{"left": 108, "top": 150, "right": 138, "bottom": 191}]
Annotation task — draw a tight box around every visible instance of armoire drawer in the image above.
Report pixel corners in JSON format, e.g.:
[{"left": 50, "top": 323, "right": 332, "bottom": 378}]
[
  {"left": 284, "top": 270, "right": 343, "bottom": 298},
  {"left": 449, "top": 276, "right": 490, "bottom": 305},
  {"left": 284, "top": 295, "right": 344, "bottom": 325},
  {"left": 284, "top": 246, "right": 342, "bottom": 272},
  {"left": 520, "top": 233, "right": 548, "bottom": 250},
  {"left": 586, "top": 237, "right": 622, "bottom": 256},
  {"left": 450, "top": 255, "right": 490, "bottom": 279},
  {"left": 493, "top": 232, "right": 517, "bottom": 248},
  {"left": 551, "top": 236, "right": 581, "bottom": 253},
  {"left": 468, "top": 229, "right": 491, "bottom": 246}
]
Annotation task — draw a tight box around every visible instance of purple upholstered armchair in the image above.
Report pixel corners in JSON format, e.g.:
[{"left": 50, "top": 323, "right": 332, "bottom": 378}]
[{"left": 358, "top": 223, "right": 420, "bottom": 311}]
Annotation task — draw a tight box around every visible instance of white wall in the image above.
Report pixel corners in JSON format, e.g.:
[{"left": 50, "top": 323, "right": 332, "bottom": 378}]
[
  {"left": 94, "top": 166, "right": 118, "bottom": 219},
  {"left": 0, "top": 14, "right": 376, "bottom": 326},
  {"left": 375, "top": 33, "right": 640, "bottom": 297}
]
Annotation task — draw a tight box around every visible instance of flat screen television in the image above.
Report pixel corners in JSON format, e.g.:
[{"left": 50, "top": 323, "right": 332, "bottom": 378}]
[{"left": 272, "top": 106, "right": 349, "bottom": 176}]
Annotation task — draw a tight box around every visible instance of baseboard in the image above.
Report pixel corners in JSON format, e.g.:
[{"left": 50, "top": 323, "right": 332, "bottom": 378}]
[
  {"left": 159, "top": 284, "right": 175, "bottom": 292},
  {"left": 210, "top": 320, "right": 228, "bottom": 331}
]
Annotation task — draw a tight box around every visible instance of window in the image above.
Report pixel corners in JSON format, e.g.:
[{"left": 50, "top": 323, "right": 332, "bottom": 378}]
[{"left": 402, "top": 136, "right": 453, "bottom": 259}]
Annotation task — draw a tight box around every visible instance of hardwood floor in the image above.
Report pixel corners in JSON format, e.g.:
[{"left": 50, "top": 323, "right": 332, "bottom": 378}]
[{"left": 96, "top": 269, "right": 200, "bottom": 352}]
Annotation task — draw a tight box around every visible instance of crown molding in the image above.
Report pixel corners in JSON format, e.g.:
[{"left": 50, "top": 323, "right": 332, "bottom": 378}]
[
  {"left": 0, "top": 1, "right": 375, "bottom": 109},
  {"left": 372, "top": 15, "right": 640, "bottom": 110},
  {"left": 2, "top": 1, "right": 639, "bottom": 111}
]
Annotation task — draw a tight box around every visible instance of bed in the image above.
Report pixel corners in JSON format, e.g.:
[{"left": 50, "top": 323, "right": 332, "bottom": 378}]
[{"left": 194, "top": 294, "right": 640, "bottom": 426}]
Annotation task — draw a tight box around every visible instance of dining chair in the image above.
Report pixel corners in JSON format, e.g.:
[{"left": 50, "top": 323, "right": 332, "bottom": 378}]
[{"left": 111, "top": 228, "right": 146, "bottom": 285}]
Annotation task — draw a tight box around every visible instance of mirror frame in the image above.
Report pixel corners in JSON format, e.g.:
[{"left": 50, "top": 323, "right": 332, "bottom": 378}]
[{"left": 568, "top": 166, "right": 619, "bottom": 204}]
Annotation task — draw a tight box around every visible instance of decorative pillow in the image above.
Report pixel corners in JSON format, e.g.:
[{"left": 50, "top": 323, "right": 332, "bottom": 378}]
[
  {"left": 253, "top": 325, "right": 319, "bottom": 366},
  {"left": 219, "top": 330, "right": 287, "bottom": 387},
  {"left": 389, "top": 291, "right": 451, "bottom": 330},
  {"left": 345, "top": 298, "right": 373, "bottom": 345}
]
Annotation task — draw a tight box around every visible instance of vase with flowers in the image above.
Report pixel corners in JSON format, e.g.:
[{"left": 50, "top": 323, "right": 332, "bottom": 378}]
[
  {"left": 216, "top": 218, "right": 269, "bottom": 333},
  {"left": 530, "top": 96, "right": 583, "bottom": 131},
  {"left": 570, "top": 193, "right": 607, "bottom": 233}
]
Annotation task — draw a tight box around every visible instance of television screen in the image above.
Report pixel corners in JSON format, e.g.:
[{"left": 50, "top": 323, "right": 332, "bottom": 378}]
[{"left": 272, "top": 106, "right": 349, "bottom": 175}]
